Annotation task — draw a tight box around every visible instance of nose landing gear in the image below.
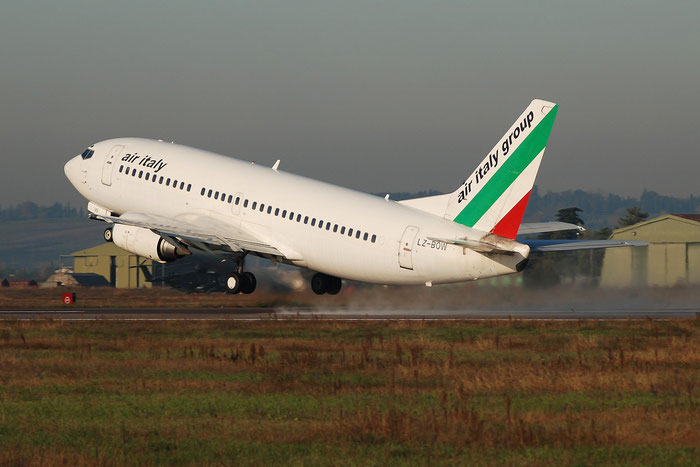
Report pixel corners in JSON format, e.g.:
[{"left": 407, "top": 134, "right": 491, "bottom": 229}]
[{"left": 311, "top": 273, "right": 342, "bottom": 295}]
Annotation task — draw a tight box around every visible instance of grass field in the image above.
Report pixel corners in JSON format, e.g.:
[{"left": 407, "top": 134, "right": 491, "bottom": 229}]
[{"left": 0, "top": 318, "right": 697, "bottom": 465}]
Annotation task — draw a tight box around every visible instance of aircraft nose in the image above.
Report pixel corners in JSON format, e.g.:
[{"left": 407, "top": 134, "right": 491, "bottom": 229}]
[{"left": 64, "top": 155, "right": 81, "bottom": 185}]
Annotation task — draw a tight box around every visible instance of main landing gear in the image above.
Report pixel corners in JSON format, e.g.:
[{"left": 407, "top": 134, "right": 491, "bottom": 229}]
[
  {"left": 311, "top": 273, "right": 342, "bottom": 295},
  {"left": 223, "top": 271, "right": 256, "bottom": 294}
]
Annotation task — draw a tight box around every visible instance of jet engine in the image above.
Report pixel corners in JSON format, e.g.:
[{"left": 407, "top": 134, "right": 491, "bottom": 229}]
[{"left": 111, "top": 224, "right": 189, "bottom": 263}]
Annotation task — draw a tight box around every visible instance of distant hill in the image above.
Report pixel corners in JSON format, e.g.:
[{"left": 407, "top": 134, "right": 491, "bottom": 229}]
[
  {"left": 382, "top": 188, "right": 699, "bottom": 229},
  {"left": 0, "top": 217, "right": 104, "bottom": 276}
]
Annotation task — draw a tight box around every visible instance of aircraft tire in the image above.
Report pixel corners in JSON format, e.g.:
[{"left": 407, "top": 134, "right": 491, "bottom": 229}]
[
  {"left": 311, "top": 273, "right": 327, "bottom": 295},
  {"left": 240, "top": 272, "right": 257, "bottom": 294},
  {"left": 326, "top": 276, "right": 342, "bottom": 295},
  {"left": 225, "top": 273, "right": 241, "bottom": 294},
  {"left": 103, "top": 228, "right": 113, "bottom": 242}
]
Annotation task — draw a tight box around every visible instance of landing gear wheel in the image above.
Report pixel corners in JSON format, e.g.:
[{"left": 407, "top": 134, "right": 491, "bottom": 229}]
[
  {"left": 103, "top": 228, "right": 113, "bottom": 242},
  {"left": 240, "top": 272, "right": 257, "bottom": 294},
  {"left": 326, "top": 276, "right": 342, "bottom": 295},
  {"left": 224, "top": 273, "right": 241, "bottom": 294},
  {"left": 311, "top": 273, "right": 328, "bottom": 295}
]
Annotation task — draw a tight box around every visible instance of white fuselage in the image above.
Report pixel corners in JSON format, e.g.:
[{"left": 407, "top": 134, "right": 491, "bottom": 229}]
[{"left": 65, "top": 138, "right": 528, "bottom": 285}]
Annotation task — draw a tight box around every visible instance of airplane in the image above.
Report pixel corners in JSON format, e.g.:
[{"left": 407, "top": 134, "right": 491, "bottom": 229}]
[{"left": 64, "top": 99, "right": 645, "bottom": 295}]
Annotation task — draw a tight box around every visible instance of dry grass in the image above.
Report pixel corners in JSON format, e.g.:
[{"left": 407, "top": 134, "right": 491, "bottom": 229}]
[
  {"left": 2, "top": 283, "right": 700, "bottom": 311},
  {"left": 0, "top": 319, "right": 698, "bottom": 465}
]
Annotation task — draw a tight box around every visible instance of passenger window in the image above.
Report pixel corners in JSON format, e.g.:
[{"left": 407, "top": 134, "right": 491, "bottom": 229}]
[
  {"left": 235, "top": 197, "right": 240, "bottom": 205},
  {"left": 173, "top": 180, "right": 178, "bottom": 188},
  {"left": 201, "top": 188, "right": 205, "bottom": 195},
  {"left": 326, "top": 223, "right": 331, "bottom": 231},
  {"left": 356, "top": 230, "right": 361, "bottom": 239},
  {"left": 180, "top": 182, "right": 185, "bottom": 190},
  {"left": 153, "top": 176, "right": 157, "bottom": 183},
  {"left": 132, "top": 170, "right": 137, "bottom": 177},
  {"left": 348, "top": 228, "right": 353, "bottom": 237},
  {"left": 311, "top": 218, "right": 316, "bottom": 226},
  {"left": 252, "top": 201, "right": 257, "bottom": 209},
  {"left": 244, "top": 199, "right": 249, "bottom": 207},
  {"left": 289, "top": 211, "right": 294, "bottom": 220},
  {"left": 275, "top": 208, "right": 279, "bottom": 216},
  {"left": 319, "top": 221, "right": 323, "bottom": 229},
  {"left": 145, "top": 173, "right": 150, "bottom": 181},
  {"left": 371, "top": 234, "right": 377, "bottom": 243},
  {"left": 296, "top": 214, "right": 301, "bottom": 222},
  {"left": 222, "top": 195, "right": 226, "bottom": 203},
  {"left": 259, "top": 204, "right": 264, "bottom": 212},
  {"left": 227, "top": 195, "right": 232, "bottom": 203},
  {"left": 208, "top": 190, "right": 212, "bottom": 198},
  {"left": 333, "top": 224, "right": 338, "bottom": 232},
  {"left": 187, "top": 184, "right": 192, "bottom": 192},
  {"left": 341, "top": 226, "right": 346, "bottom": 234},
  {"left": 282, "top": 210, "right": 287, "bottom": 218},
  {"left": 267, "top": 206, "right": 272, "bottom": 214},
  {"left": 119, "top": 166, "right": 123, "bottom": 173},
  {"left": 304, "top": 216, "right": 309, "bottom": 224},
  {"left": 214, "top": 191, "right": 219, "bottom": 200},
  {"left": 125, "top": 167, "right": 129, "bottom": 175},
  {"left": 363, "top": 232, "right": 368, "bottom": 241}
]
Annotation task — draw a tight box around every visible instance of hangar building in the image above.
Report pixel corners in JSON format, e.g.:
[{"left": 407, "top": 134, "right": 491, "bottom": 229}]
[
  {"left": 70, "top": 243, "right": 159, "bottom": 288},
  {"left": 600, "top": 214, "right": 700, "bottom": 287}
]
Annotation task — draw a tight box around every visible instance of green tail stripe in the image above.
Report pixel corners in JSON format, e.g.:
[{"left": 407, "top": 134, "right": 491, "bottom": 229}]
[{"left": 453, "top": 105, "right": 558, "bottom": 227}]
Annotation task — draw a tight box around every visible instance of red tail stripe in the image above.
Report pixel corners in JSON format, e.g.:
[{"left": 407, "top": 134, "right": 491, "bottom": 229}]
[{"left": 491, "top": 190, "right": 532, "bottom": 240}]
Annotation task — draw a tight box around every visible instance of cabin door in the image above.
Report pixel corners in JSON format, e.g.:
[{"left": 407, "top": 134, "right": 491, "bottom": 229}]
[
  {"left": 101, "top": 144, "right": 125, "bottom": 186},
  {"left": 398, "top": 225, "right": 419, "bottom": 270}
]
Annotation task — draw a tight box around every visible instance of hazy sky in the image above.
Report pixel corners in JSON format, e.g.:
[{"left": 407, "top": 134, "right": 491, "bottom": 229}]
[{"left": 1, "top": 1, "right": 698, "bottom": 207}]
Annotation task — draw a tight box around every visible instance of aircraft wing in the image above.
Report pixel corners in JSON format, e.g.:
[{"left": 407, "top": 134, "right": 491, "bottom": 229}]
[
  {"left": 523, "top": 239, "right": 648, "bottom": 252},
  {"left": 517, "top": 222, "right": 585, "bottom": 235},
  {"left": 90, "top": 210, "right": 296, "bottom": 259}
]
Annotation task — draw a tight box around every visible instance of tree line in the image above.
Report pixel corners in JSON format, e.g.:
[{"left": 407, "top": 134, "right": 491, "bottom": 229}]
[{"left": 0, "top": 202, "right": 84, "bottom": 222}]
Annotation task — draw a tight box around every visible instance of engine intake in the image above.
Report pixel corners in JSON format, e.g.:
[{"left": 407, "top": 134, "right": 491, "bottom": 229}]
[{"left": 111, "top": 224, "right": 189, "bottom": 263}]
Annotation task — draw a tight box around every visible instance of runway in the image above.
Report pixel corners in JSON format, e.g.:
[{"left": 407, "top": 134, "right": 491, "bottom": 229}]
[{"left": 0, "top": 307, "right": 697, "bottom": 320}]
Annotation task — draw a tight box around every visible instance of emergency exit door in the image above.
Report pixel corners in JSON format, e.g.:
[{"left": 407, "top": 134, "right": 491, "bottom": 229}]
[{"left": 398, "top": 225, "right": 419, "bottom": 270}]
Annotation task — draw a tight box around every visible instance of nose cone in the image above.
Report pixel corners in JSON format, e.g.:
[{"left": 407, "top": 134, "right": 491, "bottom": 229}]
[{"left": 64, "top": 155, "right": 81, "bottom": 186}]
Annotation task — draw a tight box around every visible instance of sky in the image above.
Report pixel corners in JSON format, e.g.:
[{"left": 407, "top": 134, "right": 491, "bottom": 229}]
[{"left": 1, "top": 1, "right": 699, "bottom": 207}]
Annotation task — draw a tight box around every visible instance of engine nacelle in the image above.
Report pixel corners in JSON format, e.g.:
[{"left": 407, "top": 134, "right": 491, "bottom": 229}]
[{"left": 112, "top": 224, "right": 189, "bottom": 263}]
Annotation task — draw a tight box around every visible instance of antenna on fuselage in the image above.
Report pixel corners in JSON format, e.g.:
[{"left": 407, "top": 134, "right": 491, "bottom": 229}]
[{"left": 272, "top": 160, "right": 280, "bottom": 172}]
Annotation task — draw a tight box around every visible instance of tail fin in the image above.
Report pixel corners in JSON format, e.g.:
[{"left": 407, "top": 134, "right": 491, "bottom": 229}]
[{"left": 446, "top": 99, "right": 558, "bottom": 239}]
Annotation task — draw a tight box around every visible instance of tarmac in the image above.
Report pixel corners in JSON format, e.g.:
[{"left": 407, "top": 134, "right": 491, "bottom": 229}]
[{"left": 0, "top": 307, "right": 697, "bottom": 320}]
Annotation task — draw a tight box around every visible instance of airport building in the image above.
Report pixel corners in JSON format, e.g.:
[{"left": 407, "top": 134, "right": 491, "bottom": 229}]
[
  {"left": 600, "top": 214, "right": 700, "bottom": 287},
  {"left": 69, "top": 243, "right": 157, "bottom": 289}
]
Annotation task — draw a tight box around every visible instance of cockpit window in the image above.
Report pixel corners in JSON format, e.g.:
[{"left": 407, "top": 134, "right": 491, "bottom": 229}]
[{"left": 80, "top": 149, "right": 94, "bottom": 160}]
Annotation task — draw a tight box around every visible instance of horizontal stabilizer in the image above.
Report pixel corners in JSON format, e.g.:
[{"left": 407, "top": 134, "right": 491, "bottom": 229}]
[
  {"left": 517, "top": 222, "right": 586, "bottom": 235},
  {"left": 427, "top": 234, "right": 530, "bottom": 256},
  {"left": 524, "top": 239, "right": 648, "bottom": 252}
]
